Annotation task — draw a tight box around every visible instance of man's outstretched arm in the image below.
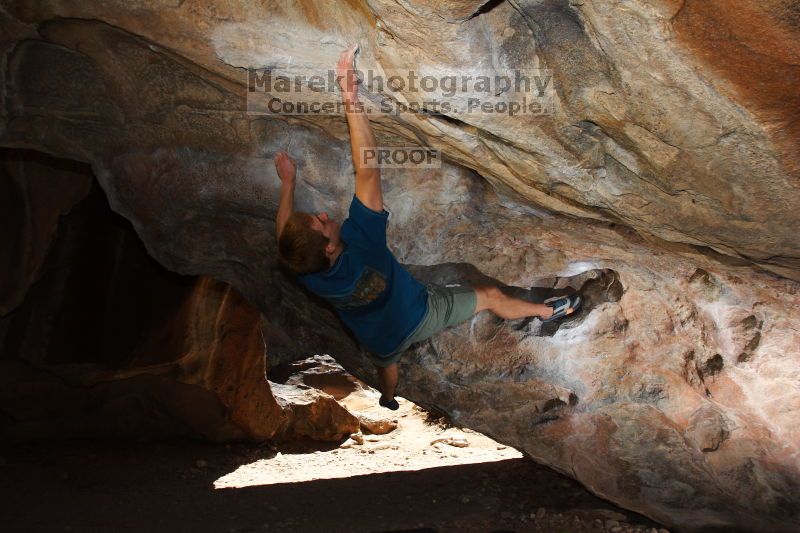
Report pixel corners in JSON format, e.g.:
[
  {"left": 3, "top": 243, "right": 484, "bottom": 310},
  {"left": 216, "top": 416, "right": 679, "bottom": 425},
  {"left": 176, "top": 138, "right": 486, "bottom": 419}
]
[
  {"left": 275, "top": 151, "right": 296, "bottom": 241},
  {"left": 337, "top": 44, "right": 383, "bottom": 212}
]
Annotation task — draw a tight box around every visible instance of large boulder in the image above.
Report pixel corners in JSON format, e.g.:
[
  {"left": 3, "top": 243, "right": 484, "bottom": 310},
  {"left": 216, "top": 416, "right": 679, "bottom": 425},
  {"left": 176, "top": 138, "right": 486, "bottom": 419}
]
[{"left": 1, "top": 1, "right": 798, "bottom": 531}]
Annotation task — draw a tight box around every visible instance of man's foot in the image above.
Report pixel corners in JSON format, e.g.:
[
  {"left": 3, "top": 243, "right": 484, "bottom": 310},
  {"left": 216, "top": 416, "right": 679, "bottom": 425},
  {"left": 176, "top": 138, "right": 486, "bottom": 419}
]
[
  {"left": 542, "top": 294, "right": 581, "bottom": 322},
  {"left": 379, "top": 395, "right": 399, "bottom": 410}
]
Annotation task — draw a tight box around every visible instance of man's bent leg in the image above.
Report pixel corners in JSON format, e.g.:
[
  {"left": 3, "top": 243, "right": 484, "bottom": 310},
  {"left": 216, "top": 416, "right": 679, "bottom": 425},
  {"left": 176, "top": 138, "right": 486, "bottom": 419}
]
[
  {"left": 376, "top": 363, "right": 399, "bottom": 408},
  {"left": 474, "top": 285, "right": 563, "bottom": 320}
]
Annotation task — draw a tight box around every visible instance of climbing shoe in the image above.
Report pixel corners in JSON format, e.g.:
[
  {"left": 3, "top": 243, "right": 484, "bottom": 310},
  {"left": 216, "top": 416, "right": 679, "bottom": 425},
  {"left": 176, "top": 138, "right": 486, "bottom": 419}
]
[
  {"left": 542, "top": 294, "right": 581, "bottom": 322},
  {"left": 379, "top": 396, "right": 399, "bottom": 410}
]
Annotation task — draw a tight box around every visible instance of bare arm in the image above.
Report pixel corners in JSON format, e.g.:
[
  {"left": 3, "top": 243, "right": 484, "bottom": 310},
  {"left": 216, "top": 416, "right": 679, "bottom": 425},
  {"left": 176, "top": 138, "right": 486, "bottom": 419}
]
[
  {"left": 337, "top": 44, "right": 383, "bottom": 212},
  {"left": 275, "top": 151, "right": 296, "bottom": 241}
]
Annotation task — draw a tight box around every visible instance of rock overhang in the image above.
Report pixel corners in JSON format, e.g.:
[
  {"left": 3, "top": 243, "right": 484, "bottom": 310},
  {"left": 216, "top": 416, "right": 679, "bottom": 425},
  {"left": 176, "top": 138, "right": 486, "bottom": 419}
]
[{"left": 1, "top": 2, "right": 800, "bottom": 531}]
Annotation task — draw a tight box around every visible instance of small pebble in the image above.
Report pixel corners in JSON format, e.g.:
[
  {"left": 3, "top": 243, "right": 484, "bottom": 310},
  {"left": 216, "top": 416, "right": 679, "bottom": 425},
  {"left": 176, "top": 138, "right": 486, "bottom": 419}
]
[{"left": 195, "top": 459, "right": 207, "bottom": 468}]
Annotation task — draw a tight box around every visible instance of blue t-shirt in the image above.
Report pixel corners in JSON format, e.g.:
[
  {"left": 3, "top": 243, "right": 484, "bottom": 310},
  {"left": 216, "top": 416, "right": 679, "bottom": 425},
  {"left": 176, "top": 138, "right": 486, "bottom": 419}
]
[{"left": 298, "top": 195, "right": 427, "bottom": 356}]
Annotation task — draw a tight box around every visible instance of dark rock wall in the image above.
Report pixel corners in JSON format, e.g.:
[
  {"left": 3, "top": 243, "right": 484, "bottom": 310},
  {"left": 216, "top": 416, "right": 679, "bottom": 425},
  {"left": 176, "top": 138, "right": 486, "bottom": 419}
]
[
  {"left": 1, "top": 156, "right": 195, "bottom": 367},
  {"left": 0, "top": 148, "right": 92, "bottom": 316}
]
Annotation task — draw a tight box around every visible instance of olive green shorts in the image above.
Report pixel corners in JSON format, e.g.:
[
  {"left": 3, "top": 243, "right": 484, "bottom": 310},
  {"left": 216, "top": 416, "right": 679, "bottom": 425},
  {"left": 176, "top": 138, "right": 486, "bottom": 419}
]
[{"left": 370, "top": 284, "right": 478, "bottom": 368}]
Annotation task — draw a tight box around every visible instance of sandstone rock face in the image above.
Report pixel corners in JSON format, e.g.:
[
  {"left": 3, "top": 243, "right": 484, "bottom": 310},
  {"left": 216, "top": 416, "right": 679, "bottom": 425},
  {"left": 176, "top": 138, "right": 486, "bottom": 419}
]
[
  {"left": 0, "top": 270, "right": 360, "bottom": 443},
  {"left": 0, "top": 164, "right": 358, "bottom": 443},
  {"left": 2, "top": 1, "right": 799, "bottom": 532}
]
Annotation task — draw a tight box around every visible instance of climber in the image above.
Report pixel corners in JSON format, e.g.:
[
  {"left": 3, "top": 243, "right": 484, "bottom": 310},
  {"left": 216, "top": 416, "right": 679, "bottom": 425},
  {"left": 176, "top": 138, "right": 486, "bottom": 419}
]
[{"left": 274, "top": 44, "right": 581, "bottom": 410}]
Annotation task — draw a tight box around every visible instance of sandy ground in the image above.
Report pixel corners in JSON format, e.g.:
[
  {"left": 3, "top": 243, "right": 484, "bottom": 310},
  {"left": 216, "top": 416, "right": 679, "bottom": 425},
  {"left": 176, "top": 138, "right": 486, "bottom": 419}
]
[
  {"left": 0, "top": 401, "right": 669, "bottom": 532},
  {"left": 216, "top": 394, "right": 523, "bottom": 488},
  {"left": 0, "top": 356, "right": 669, "bottom": 533}
]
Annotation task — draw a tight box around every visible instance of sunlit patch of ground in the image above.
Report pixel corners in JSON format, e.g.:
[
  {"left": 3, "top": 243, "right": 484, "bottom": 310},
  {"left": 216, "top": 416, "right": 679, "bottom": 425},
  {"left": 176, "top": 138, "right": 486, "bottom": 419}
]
[{"left": 215, "top": 395, "right": 522, "bottom": 488}]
